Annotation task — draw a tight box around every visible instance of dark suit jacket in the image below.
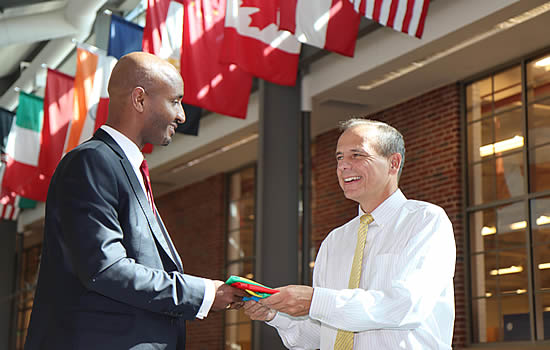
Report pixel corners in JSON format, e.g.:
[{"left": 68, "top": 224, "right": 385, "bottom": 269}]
[{"left": 25, "top": 129, "right": 205, "bottom": 350}]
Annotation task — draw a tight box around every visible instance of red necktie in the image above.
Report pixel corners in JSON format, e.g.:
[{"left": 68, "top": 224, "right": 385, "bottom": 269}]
[{"left": 140, "top": 159, "right": 156, "bottom": 215}]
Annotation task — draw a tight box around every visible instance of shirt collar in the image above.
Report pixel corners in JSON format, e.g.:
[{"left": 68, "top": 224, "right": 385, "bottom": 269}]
[
  {"left": 100, "top": 125, "right": 144, "bottom": 170},
  {"left": 358, "top": 189, "right": 407, "bottom": 227}
]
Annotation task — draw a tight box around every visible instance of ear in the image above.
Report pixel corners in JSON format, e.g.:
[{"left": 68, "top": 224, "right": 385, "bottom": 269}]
[
  {"left": 131, "top": 87, "right": 146, "bottom": 112},
  {"left": 388, "top": 153, "right": 402, "bottom": 175}
]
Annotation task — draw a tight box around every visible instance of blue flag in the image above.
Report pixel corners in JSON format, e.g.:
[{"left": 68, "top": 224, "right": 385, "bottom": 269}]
[
  {"left": 0, "top": 107, "right": 15, "bottom": 154},
  {"left": 108, "top": 15, "right": 144, "bottom": 59}
]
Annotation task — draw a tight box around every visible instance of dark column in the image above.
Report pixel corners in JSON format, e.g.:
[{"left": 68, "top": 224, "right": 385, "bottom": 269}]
[
  {"left": 301, "top": 110, "right": 311, "bottom": 286},
  {"left": 0, "top": 220, "right": 17, "bottom": 349},
  {"left": 255, "top": 79, "right": 300, "bottom": 350}
]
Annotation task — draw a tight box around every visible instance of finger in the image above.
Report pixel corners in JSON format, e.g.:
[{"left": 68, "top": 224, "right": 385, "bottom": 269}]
[{"left": 232, "top": 301, "right": 245, "bottom": 309}]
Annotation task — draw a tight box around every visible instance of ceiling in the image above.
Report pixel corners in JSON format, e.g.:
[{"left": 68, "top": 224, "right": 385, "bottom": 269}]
[
  {"left": 0, "top": 0, "right": 140, "bottom": 99},
  {"left": 5, "top": 0, "right": 550, "bottom": 207}
]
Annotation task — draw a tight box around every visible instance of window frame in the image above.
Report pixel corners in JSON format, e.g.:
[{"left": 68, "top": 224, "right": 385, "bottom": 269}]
[{"left": 462, "top": 46, "right": 550, "bottom": 346}]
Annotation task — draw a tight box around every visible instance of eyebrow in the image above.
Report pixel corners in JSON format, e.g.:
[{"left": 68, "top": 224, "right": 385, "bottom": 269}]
[{"left": 335, "top": 148, "right": 366, "bottom": 156}]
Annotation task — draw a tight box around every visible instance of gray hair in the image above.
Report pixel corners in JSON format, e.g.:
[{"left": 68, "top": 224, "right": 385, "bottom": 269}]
[{"left": 339, "top": 118, "right": 406, "bottom": 180}]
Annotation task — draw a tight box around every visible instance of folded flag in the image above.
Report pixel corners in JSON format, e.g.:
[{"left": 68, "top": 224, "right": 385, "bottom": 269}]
[{"left": 225, "top": 275, "right": 279, "bottom": 301}]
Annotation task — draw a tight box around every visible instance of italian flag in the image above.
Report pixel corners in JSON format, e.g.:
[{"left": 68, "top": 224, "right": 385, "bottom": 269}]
[{"left": 3, "top": 92, "right": 48, "bottom": 202}]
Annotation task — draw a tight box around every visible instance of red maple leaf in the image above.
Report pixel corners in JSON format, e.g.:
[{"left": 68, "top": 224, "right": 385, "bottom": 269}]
[{"left": 241, "top": 0, "right": 277, "bottom": 30}]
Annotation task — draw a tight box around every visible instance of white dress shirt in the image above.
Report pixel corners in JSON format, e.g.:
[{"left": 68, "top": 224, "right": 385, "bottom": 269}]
[
  {"left": 100, "top": 125, "right": 215, "bottom": 319},
  {"left": 268, "top": 189, "right": 456, "bottom": 349}
]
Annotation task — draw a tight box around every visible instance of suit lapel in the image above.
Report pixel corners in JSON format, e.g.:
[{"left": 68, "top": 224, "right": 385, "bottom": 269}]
[{"left": 93, "top": 129, "right": 180, "bottom": 269}]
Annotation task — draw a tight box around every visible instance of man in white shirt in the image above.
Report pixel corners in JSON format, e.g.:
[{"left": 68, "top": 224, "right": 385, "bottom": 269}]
[
  {"left": 25, "top": 52, "right": 244, "bottom": 350},
  {"left": 244, "top": 118, "right": 456, "bottom": 349}
]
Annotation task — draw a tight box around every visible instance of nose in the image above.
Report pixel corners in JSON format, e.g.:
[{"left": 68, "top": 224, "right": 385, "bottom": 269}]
[
  {"left": 176, "top": 103, "right": 186, "bottom": 124},
  {"left": 337, "top": 158, "right": 351, "bottom": 171}
]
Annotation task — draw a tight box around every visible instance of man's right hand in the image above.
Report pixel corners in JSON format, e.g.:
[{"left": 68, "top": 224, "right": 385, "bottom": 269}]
[
  {"left": 211, "top": 280, "right": 246, "bottom": 311},
  {"left": 243, "top": 300, "right": 276, "bottom": 321}
]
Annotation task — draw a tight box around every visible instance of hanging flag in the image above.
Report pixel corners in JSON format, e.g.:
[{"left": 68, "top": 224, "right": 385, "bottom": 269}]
[
  {"left": 0, "top": 108, "right": 15, "bottom": 154},
  {"left": 176, "top": 104, "right": 201, "bottom": 135},
  {"left": 143, "top": 0, "right": 184, "bottom": 70},
  {"left": 182, "top": 0, "right": 253, "bottom": 118},
  {"left": 280, "top": 0, "right": 361, "bottom": 57},
  {"left": 108, "top": 14, "right": 144, "bottom": 59},
  {"left": 64, "top": 45, "right": 117, "bottom": 153},
  {"left": 351, "top": 0, "right": 430, "bottom": 38},
  {"left": 0, "top": 189, "right": 36, "bottom": 221},
  {"left": 2, "top": 92, "right": 49, "bottom": 201},
  {"left": 221, "top": 0, "right": 301, "bottom": 86},
  {"left": 142, "top": 0, "right": 203, "bottom": 136},
  {"left": 41, "top": 69, "right": 73, "bottom": 179}
]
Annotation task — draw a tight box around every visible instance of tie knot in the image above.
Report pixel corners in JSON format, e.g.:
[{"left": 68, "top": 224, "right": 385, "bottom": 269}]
[{"left": 360, "top": 213, "right": 373, "bottom": 225}]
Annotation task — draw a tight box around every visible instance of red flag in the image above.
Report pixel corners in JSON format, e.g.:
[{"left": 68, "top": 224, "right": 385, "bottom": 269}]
[
  {"left": 355, "top": 0, "right": 431, "bottom": 38},
  {"left": 280, "top": 0, "right": 361, "bottom": 57},
  {"left": 41, "top": 69, "right": 73, "bottom": 178},
  {"left": 143, "top": 0, "right": 184, "bottom": 69},
  {"left": 182, "top": 0, "right": 252, "bottom": 118},
  {"left": 221, "top": 0, "right": 301, "bottom": 86}
]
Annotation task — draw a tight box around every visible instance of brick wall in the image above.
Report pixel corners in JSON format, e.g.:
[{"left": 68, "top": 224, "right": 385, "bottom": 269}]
[
  {"left": 156, "top": 173, "right": 227, "bottom": 350},
  {"left": 311, "top": 83, "right": 465, "bottom": 347}
]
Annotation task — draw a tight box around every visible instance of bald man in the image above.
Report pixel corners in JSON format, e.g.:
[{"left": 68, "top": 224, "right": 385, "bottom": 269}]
[{"left": 24, "top": 52, "right": 244, "bottom": 350}]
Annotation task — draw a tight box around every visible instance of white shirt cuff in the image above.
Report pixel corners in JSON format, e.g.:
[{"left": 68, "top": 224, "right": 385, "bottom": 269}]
[
  {"left": 266, "top": 312, "right": 289, "bottom": 328},
  {"left": 196, "top": 279, "right": 215, "bottom": 319},
  {"left": 309, "top": 287, "right": 337, "bottom": 322}
]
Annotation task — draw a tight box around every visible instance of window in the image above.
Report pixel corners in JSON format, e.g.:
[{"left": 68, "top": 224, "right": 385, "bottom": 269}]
[
  {"left": 15, "top": 244, "right": 41, "bottom": 350},
  {"left": 225, "top": 165, "right": 256, "bottom": 350},
  {"left": 466, "top": 51, "right": 550, "bottom": 343}
]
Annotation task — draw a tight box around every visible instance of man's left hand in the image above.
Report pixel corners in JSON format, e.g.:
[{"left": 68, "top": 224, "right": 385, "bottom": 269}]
[{"left": 260, "top": 285, "right": 313, "bottom": 317}]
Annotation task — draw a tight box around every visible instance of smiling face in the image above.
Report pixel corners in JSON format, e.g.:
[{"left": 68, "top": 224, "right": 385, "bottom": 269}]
[
  {"left": 142, "top": 67, "right": 186, "bottom": 146},
  {"left": 335, "top": 125, "right": 400, "bottom": 213}
]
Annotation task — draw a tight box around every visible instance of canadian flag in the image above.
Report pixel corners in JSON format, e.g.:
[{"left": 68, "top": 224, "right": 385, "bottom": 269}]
[
  {"left": 221, "top": 0, "right": 301, "bottom": 86},
  {"left": 280, "top": 0, "right": 361, "bottom": 57}
]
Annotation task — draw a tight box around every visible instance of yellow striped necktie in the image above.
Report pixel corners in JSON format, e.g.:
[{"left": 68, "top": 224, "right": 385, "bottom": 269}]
[{"left": 333, "top": 213, "right": 374, "bottom": 350}]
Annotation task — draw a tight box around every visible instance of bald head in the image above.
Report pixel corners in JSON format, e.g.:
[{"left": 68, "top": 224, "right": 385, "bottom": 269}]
[
  {"left": 105, "top": 52, "right": 186, "bottom": 149},
  {"left": 108, "top": 52, "right": 180, "bottom": 101}
]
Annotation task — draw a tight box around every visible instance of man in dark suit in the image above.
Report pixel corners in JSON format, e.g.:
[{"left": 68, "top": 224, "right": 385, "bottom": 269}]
[{"left": 24, "top": 52, "right": 245, "bottom": 350}]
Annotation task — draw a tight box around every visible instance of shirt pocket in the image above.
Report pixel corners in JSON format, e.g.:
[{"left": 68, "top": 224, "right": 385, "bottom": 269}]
[{"left": 366, "top": 253, "right": 399, "bottom": 290}]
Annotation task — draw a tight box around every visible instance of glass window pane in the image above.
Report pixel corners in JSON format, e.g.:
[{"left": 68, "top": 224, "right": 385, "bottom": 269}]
[
  {"left": 502, "top": 295, "right": 531, "bottom": 341},
  {"left": 531, "top": 196, "right": 550, "bottom": 244},
  {"left": 493, "top": 109, "right": 524, "bottom": 153},
  {"left": 534, "top": 244, "right": 550, "bottom": 291},
  {"left": 535, "top": 293, "right": 550, "bottom": 339},
  {"left": 497, "top": 248, "right": 529, "bottom": 296},
  {"left": 227, "top": 225, "right": 254, "bottom": 262},
  {"left": 471, "top": 252, "right": 498, "bottom": 298},
  {"left": 469, "top": 159, "right": 496, "bottom": 205},
  {"left": 496, "top": 152, "right": 525, "bottom": 201},
  {"left": 225, "top": 322, "right": 252, "bottom": 350},
  {"left": 467, "top": 77, "right": 492, "bottom": 122},
  {"left": 527, "top": 98, "right": 550, "bottom": 147},
  {"left": 527, "top": 53, "right": 550, "bottom": 101},
  {"left": 470, "top": 202, "right": 526, "bottom": 254},
  {"left": 493, "top": 67, "right": 522, "bottom": 115},
  {"left": 226, "top": 167, "right": 255, "bottom": 350},
  {"left": 529, "top": 144, "right": 550, "bottom": 193},
  {"left": 495, "top": 202, "right": 526, "bottom": 249},
  {"left": 472, "top": 296, "right": 500, "bottom": 343},
  {"left": 468, "top": 118, "right": 493, "bottom": 163},
  {"left": 470, "top": 209, "right": 497, "bottom": 252}
]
